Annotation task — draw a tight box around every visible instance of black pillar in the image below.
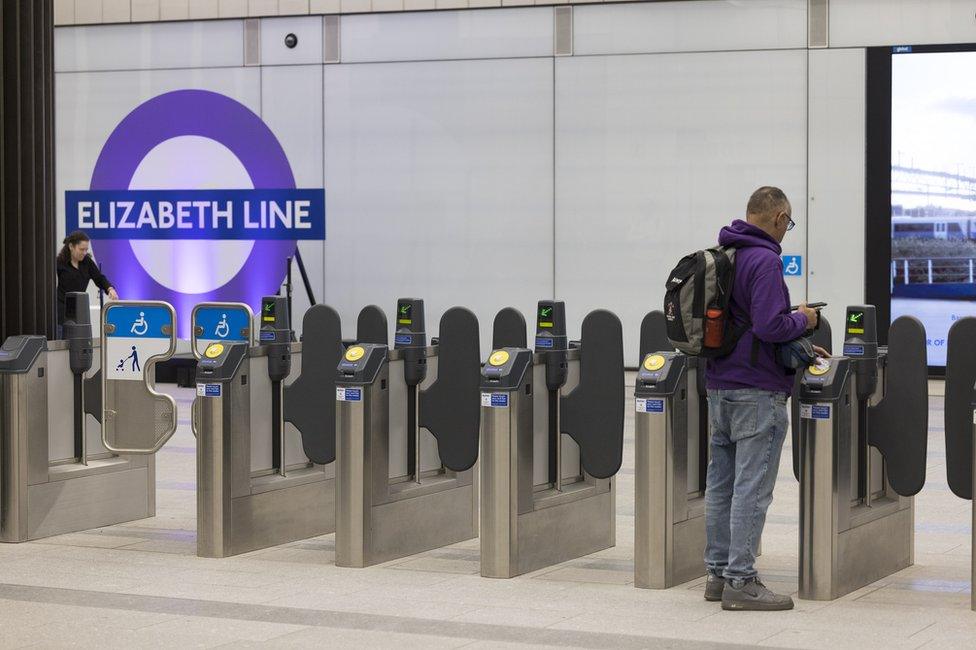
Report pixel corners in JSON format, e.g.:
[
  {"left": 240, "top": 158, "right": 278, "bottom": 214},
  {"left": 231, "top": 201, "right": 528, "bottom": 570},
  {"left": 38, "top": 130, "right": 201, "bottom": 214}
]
[{"left": 0, "top": 0, "right": 56, "bottom": 342}]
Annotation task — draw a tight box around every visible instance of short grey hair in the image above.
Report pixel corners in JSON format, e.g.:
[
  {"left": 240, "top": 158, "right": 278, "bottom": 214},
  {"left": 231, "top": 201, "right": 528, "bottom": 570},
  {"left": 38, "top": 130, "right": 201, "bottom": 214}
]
[{"left": 746, "top": 186, "right": 790, "bottom": 218}]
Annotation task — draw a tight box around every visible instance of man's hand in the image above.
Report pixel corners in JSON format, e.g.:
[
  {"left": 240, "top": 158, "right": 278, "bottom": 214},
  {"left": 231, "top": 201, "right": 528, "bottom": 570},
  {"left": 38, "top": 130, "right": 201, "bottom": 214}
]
[
  {"left": 797, "top": 302, "right": 818, "bottom": 329},
  {"left": 107, "top": 287, "right": 119, "bottom": 301},
  {"left": 812, "top": 345, "right": 830, "bottom": 359}
]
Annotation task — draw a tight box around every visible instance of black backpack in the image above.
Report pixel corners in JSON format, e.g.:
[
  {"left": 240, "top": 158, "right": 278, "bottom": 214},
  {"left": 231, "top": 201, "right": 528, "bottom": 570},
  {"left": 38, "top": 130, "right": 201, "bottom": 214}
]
[{"left": 663, "top": 245, "right": 749, "bottom": 358}]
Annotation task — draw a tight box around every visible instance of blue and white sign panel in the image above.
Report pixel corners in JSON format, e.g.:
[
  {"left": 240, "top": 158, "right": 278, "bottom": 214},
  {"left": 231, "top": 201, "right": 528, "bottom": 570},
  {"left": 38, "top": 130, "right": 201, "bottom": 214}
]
[
  {"left": 196, "top": 383, "right": 222, "bottom": 397},
  {"left": 65, "top": 189, "right": 325, "bottom": 240},
  {"left": 481, "top": 392, "right": 509, "bottom": 408},
  {"left": 800, "top": 403, "right": 832, "bottom": 420},
  {"left": 105, "top": 303, "right": 174, "bottom": 382},
  {"left": 636, "top": 398, "right": 665, "bottom": 414},
  {"left": 336, "top": 387, "right": 362, "bottom": 402},
  {"left": 782, "top": 255, "right": 802, "bottom": 277},
  {"left": 192, "top": 303, "right": 253, "bottom": 357}
]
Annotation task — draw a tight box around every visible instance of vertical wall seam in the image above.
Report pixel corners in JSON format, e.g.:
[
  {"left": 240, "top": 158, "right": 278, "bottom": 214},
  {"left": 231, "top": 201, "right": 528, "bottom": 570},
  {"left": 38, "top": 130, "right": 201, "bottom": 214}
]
[
  {"left": 551, "top": 53, "right": 556, "bottom": 301},
  {"left": 319, "top": 16, "right": 338, "bottom": 304},
  {"left": 805, "top": 46, "right": 810, "bottom": 302}
]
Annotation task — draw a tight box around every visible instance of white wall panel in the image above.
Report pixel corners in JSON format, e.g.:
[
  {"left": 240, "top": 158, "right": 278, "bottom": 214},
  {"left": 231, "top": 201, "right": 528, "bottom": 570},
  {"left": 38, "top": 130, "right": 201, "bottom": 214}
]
[
  {"left": 573, "top": 0, "right": 807, "bottom": 56},
  {"left": 830, "top": 0, "right": 976, "bottom": 48},
  {"left": 807, "top": 48, "right": 866, "bottom": 351},
  {"left": 340, "top": 7, "right": 553, "bottom": 62},
  {"left": 555, "top": 50, "right": 808, "bottom": 363},
  {"left": 260, "top": 16, "right": 323, "bottom": 65},
  {"left": 323, "top": 58, "right": 554, "bottom": 353},
  {"left": 55, "top": 20, "right": 244, "bottom": 72},
  {"left": 261, "top": 65, "right": 326, "bottom": 332}
]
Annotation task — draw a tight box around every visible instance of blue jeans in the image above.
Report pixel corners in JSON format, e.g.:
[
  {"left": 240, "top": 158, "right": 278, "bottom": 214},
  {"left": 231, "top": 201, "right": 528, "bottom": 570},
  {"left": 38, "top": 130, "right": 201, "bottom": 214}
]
[{"left": 704, "top": 388, "right": 788, "bottom": 585}]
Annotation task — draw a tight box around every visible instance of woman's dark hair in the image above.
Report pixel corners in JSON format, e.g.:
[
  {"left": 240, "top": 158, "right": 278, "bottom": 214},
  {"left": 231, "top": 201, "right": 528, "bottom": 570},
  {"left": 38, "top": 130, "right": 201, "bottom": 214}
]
[{"left": 57, "top": 230, "right": 91, "bottom": 265}]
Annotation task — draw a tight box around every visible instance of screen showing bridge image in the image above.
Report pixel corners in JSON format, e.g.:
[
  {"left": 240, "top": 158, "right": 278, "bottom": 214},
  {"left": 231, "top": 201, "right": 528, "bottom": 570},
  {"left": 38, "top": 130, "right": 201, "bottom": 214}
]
[{"left": 890, "top": 47, "right": 976, "bottom": 366}]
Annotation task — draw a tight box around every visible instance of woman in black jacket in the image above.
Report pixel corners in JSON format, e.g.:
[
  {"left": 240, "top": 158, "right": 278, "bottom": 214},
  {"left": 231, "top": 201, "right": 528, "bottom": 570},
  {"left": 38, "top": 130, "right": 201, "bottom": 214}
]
[{"left": 56, "top": 230, "right": 119, "bottom": 326}]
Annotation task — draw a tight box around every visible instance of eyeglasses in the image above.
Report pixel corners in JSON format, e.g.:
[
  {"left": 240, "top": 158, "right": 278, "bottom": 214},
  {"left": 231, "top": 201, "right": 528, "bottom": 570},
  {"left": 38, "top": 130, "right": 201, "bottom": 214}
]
[{"left": 782, "top": 213, "right": 795, "bottom": 231}]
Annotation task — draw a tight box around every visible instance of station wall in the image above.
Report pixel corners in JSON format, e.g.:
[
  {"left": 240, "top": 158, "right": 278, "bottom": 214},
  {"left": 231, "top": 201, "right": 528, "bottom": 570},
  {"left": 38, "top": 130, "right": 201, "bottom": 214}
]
[{"left": 54, "top": 0, "right": 976, "bottom": 358}]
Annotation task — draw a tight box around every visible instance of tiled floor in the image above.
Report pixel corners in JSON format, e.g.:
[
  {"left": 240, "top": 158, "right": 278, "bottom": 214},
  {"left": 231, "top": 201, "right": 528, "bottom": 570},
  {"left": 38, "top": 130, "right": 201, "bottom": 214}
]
[{"left": 1, "top": 379, "right": 974, "bottom": 648}]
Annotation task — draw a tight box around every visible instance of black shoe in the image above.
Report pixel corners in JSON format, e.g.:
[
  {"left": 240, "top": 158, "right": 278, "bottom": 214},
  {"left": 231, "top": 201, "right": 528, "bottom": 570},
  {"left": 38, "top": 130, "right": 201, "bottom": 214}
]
[
  {"left": 704, "top": 574, "right": 725, "bottom": 602},
  {"left": 721, "top": 578, "right": 794, "bottom": 611}
]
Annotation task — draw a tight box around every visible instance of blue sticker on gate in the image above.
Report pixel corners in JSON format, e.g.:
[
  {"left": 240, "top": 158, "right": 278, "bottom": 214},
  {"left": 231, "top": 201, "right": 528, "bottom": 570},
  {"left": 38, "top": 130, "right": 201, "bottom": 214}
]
[
  {"left": 260, "top": 330, "right": 276, "bottom": 342},
  {"left": 105, "top": 305, "right": 172, "bottom": 338},
  {"left": 194, "top": 307, "right": 250, "bottom": 342},
  {"left": 197, "top": 383, "right": 222, "bottom": 397},
  {"left": 535, "top": 337, "right": 554, "bottom": 349},
  {"left": 337, "top": 387, "right": 362, "bottom": 402},
  {"left": 811, "top": 405, "right": 831, "bottom": 419},
  {"left": 394, "top": 334, "right": 413, "bottom": 346},
  {"left": 644, "top": 399, "right": 665, "bottom": 413},
  {"left": 482, "top": 392, "right": 510, "bottom": 408},
  {"left": 843, "top": 344, "right": 865, "bottom": 356}
]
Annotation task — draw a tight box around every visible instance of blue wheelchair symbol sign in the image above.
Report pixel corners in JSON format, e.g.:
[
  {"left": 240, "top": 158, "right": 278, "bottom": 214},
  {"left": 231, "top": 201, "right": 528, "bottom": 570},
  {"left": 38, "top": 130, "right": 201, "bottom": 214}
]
[
  {"left": 193, "top": 307, "right": 250, "bottom": 342},
  {"left": 782, "top": 255, "right": 802, "bottom": 277}
]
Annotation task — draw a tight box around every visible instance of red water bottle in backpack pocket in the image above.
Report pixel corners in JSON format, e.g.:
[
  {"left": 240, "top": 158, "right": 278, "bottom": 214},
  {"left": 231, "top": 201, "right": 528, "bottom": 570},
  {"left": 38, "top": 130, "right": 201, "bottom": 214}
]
[{"left": 704, "top": 305, "right": 725, "bottom": 349}]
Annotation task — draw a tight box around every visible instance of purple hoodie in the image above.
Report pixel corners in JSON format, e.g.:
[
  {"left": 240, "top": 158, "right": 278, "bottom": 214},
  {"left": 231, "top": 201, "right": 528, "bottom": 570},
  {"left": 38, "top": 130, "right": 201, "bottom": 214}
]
[{"left": 705, "top": 219, "right": 809, "bottom": 395}]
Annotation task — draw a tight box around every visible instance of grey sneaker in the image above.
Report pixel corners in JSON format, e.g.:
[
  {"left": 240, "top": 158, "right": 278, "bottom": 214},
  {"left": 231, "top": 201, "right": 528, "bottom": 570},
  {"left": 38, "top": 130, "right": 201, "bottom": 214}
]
[
  {"left": 721, "top": 578, "right": 794, "bottom": 611},
  {"left": 704, "top": 574, "right": 725, "bottom": 602}
]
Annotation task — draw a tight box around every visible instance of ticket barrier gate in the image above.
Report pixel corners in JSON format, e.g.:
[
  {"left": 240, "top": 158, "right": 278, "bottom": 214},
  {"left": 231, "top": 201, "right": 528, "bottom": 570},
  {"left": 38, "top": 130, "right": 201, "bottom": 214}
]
[
  {"left": 791, "top": 316, "right": 834, "bottom": 481},
  {"left": 0, "top": 295, "right": 172, "bottom": 541},
  {"left": 633, "top": 310, "right": 709, "bottom": 589},
  {"left": 335, "top": 299, "right": 480, "bottom": 567},
  {"left": 479, "top": 302, "right": 624, "bottom": 578},
  {"left": 796, "top": 306, "right": 927, "bottom": 600},
  {"left": 942, "top": 317, "right": 976, "bottom": 611},
  {"left": 192, "top": 297, "right": 340, "bottom": 558}
]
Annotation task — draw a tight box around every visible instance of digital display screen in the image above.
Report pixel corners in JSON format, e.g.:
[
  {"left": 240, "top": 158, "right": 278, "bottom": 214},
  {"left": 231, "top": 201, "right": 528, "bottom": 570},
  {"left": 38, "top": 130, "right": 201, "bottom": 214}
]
[
  {"left": 398, "top": 302, "right": 412, "bottom": 326},
  {"left": 847, "top": 310, "right": 865, "bottom": 335},
  {"left": 538, "top": 304, "right": 554, "bottom": 328},
  {"left": 887, "top": 46, "right": 976, "bottom": 366},
  {"left": 262, "top": 300, "right": 276, "bottom": 323}
]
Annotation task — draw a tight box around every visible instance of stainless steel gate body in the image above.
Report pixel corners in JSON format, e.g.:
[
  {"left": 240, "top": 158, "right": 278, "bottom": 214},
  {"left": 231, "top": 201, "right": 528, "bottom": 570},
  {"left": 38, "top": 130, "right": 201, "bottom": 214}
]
[
  {"left": 1, "top": 340, "right": 155, "bottom": 542},
  {"left": 929, "top": 316, "right": 974, "bottom": 609},
  {"left": 633, "top": 352, "right": 707, "bottom": 589},
  {"left": 797, "top": 311, "right": 927, "bottom": 600},
  {"left": 480, "top": 348, "right": 615, "bottom": 578},
  {"left": 195, "top": 341, "right": 335, "bottom": 558},
  {"left": 335, "top": 345, "right": 478, "bottom": 567}
]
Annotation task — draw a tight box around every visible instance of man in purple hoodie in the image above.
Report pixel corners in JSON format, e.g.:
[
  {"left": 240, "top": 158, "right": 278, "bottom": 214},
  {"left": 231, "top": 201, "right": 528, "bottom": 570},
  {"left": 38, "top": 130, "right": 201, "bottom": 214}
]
[{"left": 702, "top": 187, "right": 822, "bottom": 611}]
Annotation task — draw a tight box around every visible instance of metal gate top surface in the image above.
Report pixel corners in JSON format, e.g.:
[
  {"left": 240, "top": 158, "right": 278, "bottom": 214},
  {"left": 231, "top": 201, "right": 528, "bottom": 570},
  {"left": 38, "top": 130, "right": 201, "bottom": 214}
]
[
  {"left": 101, "top": 301, "right": 178, "bottom": 454},
  {"left": 560, "top": 309, "right": 625, "bottom": 479},
  {"left": 191, "top": 302, "right": 254, "bottom": 359},
  {"left": 944, "top": 317, "right": 976, "bottom": 499},
  {"left": 284, "top": 304, "right": 343, "bottom": 465},
  {"left": 868, "top": 315, "right": 928, "bottom": 497},
  {"left": 418, "top": 307, "right": 481, "bottom": 472}
]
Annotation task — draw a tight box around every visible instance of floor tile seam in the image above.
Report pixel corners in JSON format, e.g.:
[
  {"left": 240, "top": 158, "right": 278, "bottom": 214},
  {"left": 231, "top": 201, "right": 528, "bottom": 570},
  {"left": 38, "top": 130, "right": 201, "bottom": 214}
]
[
  {"left": 0, "top": 582, "right": 771, "bottom": 650},
  {"left": 136, "top": 613, "right": 313, "bottom": 639},
  {"left": 907, "top": 620, "right": 939, "bottom": 641},
  {"left": 548, "top": 610, "right": 793, "bottom": 649},
  {"left": 751, "top": 627, "right": 792, "bottom": 646}
]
